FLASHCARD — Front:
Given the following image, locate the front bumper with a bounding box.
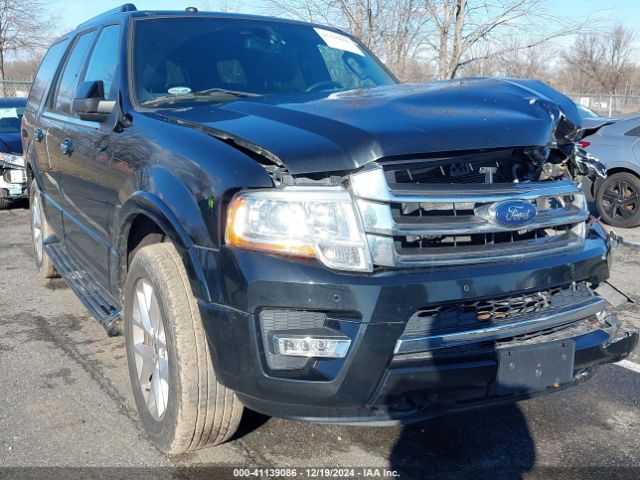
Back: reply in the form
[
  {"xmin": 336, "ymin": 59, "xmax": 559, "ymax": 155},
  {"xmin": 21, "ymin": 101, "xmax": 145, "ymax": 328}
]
[
  {"xmin": 0, "ymin": 167, "xmax": 27, "ymax": 201},
  {"xmin": 195, "ymin": 227, "xmax": 637, "ymax": 423}
]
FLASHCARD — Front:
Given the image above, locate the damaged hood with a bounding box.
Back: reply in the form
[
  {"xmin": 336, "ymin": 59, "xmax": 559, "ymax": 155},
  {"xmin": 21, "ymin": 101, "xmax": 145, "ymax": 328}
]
[{"xmin": 154, "ymin": 78, "xmax": 584, "ymax": 175}]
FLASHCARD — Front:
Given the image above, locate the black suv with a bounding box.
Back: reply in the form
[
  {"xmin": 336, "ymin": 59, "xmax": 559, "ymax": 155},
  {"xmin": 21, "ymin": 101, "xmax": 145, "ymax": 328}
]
[{"xmin": 23, "ymin": 4, "xmax": 637, "ymax": 454}]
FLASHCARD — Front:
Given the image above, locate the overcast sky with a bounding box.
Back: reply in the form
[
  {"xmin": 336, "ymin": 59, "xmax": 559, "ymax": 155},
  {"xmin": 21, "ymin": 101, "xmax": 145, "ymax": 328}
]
[{"xmin": 51, "ymin": 0, "xmax": 640, "ymax": 34}]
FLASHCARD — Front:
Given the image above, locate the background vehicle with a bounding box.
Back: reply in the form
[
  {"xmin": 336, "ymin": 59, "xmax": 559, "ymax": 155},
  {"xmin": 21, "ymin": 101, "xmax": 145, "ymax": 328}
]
[
  {"xmin": 580, "ymin": 116, "xmax": 640, "ymax": 227},
  {"xmin": 575, "ymin": 102, "xmax": 618, "ymax": 129},
  {"xmin": 22, "ymin": 4, "xmax": 637, "ymax": 454},
  {"xmin": 0, "ymin": 97, "xmax": 27, "ymax": 208}
]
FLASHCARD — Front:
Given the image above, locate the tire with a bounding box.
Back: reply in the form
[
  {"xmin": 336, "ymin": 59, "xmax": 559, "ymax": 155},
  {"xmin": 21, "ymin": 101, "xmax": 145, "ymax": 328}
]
[
  {"xmin": 596, "ymin": 172, "xmax": 640, "ymax": 228},
  {"xmin": 29, "ymin": 181, "xmax": 58, "ymax": 278},
  {"xmin": 124, "ymin": 242, "xmax": 243, "ymax": 454}
]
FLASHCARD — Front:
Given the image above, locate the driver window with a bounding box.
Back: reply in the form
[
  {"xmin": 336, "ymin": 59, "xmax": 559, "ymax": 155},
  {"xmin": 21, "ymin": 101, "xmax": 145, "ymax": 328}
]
[
  {"xmin": 49, "ymin": 30, "xmax": 97, "ymax": 116},
  {"xmin": 81, "ymin": 25, "xmax": 121, "ymax": 102}
]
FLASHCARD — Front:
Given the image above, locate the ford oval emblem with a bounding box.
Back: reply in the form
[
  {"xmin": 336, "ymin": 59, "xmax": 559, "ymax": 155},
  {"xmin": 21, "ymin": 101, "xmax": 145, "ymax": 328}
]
[{"xmin": 492, "ymin": 200, "xmax": 537, "ymax": 228}]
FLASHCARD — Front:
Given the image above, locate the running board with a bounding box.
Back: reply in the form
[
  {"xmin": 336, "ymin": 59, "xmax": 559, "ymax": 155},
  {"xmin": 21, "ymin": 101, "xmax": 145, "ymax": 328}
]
[{"xmin": 45, "ymin": 243, "xmax": 121, "ymax": 336}]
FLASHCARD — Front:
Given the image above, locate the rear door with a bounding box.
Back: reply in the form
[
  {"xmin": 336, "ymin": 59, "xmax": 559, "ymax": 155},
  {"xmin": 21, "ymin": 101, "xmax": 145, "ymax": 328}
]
[
  {"xmin": 23, "ymin": 39, "xmax": 70, "ymax": 233},
  {"xmin": 58, "ymin": 24, "xmax": 122, "ymax": 289},
  {"xmin": 40, "ymin": 30, "xmax": 107, "ymax": 279},
  {"xmin": 41, "ymin": 29, "xmax": 97, "ymax": 215}
]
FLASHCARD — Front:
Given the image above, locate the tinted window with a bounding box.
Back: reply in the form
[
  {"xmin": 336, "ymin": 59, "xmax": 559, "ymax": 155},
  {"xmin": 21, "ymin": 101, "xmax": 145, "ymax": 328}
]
[
  {"xmin": 132, "ymin": 17, "xmax": 395, "ymax": 105},
  {"xmin": 82, "ymin": 25, "xmax": 121, "ymax": 100},
  {"xmin": 27, "ymin": 40, "xmax": 69, "ymax": 110},
  {"xmin": 51, "ymin": 30, "xmax": 96, "ymax": 115}
]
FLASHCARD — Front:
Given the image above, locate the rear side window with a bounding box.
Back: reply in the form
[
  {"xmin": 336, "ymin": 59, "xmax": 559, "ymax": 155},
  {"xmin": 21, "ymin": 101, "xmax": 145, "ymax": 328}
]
[
  {"xmin": 625, "ymin": 125, "xmax": 640, "ymax": 137},
  {"xmin": 82, "ymin": 25, "xmax": 121, "ymax": 101},
  {"xmin": 27, "ymin": 40, "xmax": 69, "ymax": 111},
  {"xmin": 50, "ymin": 30, "xmax": 97, "ymax": 115}
]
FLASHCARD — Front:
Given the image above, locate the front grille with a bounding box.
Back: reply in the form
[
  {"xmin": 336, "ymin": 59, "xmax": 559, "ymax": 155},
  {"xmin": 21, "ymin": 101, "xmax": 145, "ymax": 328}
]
[
  {"xmin": 402, "ymin": 283, "xmax": 595, "ymax": 338},
  {"xmin": 350, "ymin": 160, "xmax": 588, "ymax": 268},
  {"xmin": 397, "ymin": 224, "xmax": 574, "ymax": 251}
]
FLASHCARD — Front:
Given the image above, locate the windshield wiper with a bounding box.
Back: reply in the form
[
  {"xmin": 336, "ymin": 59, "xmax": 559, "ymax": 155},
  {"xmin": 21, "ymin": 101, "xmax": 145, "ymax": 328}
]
[{"xmin": 140, "ymin": 88, "xmax": 260, "ymax": 107}]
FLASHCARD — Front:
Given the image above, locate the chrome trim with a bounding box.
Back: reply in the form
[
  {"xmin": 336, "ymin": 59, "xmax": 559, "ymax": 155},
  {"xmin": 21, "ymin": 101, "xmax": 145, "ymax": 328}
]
[
  {"xmin": 350, "ymin": 166, "xmax": 583, "ymax": 204},
  {"xmin": 357, "ymin": 198, "xmax": 587, "ymax": 236},
  {"xmin": 394, "ymin": 297, "xmax": 606, "ymax": 354},
  {"xmin": 41, "ymin": 111, "xmax": 101, "ymax": 129},
  {"xmin": 272, "ymin": 334, "xmax": 351, "ymax": 358},
  {"xmin": 367, "ymin": 228, "xmax": 585, "ymax": 267}
]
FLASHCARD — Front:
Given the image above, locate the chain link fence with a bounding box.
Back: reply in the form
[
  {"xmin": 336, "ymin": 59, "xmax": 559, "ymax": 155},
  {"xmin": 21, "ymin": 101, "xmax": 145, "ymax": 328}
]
[
  {"xmin": 566, "ymin": 93, "xmax": 640, "ymax": 118},
  {"xmin": 0, "ymin": 80, "xmax": 32, "ymax": 98}
]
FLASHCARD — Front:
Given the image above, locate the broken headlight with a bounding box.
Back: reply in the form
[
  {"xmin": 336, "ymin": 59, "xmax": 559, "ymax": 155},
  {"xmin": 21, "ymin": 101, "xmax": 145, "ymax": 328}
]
[{"xmin": 225, "ymin": 187, "xmax": 372, "ymax": 272}]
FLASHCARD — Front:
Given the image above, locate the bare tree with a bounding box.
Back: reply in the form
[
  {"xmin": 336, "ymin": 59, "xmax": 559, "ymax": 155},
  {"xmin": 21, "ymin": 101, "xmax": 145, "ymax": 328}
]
[
  {"xmin": 562, "ymin": 24, "xmax": 635, "ymax": 95},
  {"xmin": 196, "ymin": 0, "xmax": 240, "ymax": 12},
  {"xmin": 424, "ymin": 0, "xmax": 592, "ymax": 80},
  {"xmin": 263, "ymin": 0, "xmax": 430, "ymax": 81},
  {"xmin": 0, "ymin": 0, "xmax": 58, "ymax": 81}
]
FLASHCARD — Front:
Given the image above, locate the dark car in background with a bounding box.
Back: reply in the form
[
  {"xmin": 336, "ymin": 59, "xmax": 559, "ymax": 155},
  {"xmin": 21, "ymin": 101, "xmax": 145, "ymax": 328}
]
[
  {"xmin": 22, "ymin": 4, "xmax": 637, "ymax": 454},
  {"xmin": 580, "ymin": 116, "xmax": 640, "ymax": 228},
  {"xmin": 0, "ymin": 97, "xmax": 27, "ymax": 208}
]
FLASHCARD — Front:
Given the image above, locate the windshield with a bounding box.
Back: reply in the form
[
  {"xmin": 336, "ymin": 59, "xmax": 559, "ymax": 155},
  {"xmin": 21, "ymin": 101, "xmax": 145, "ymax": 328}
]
[
  {"xmin": 0, "ymin": 104, "xmax": 24, "ymax": 133},
  {"xmin": 132, "ymin": 17, "xmax": 396, "ymax": 106},
  {"xmin": 576, "ymin": 103, "xmax": 600, "ymax": 119}
]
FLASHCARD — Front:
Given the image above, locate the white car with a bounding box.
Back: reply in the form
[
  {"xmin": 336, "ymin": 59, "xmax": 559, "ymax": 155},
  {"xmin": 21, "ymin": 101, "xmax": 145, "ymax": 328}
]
[{"xmin": 0, "ymin": 98, "xmax": 27, "ymax": 209}]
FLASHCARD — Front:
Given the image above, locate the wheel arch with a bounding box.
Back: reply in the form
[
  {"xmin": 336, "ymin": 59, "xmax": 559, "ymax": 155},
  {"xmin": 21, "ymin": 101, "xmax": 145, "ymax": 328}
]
[
  {"xmin": 606, "ymin": 166, "xmax": 640, "ymax": 179},
  {"xmin": 593, "ymin": 166, "xmax": 640, "ymax": 195},
  {"xmin": 116, "ymin": 192, "xmax": 212, "ymax": 305}
]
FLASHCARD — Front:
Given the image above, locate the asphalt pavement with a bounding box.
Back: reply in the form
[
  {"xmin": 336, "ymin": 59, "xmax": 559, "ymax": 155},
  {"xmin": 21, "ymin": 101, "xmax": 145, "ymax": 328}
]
[{"xmin": 1, "ymin": 201, "xmax": 639, "ymax": 480}]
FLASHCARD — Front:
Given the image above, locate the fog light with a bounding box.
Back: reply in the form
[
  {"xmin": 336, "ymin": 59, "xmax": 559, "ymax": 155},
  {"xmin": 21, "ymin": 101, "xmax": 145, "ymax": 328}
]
[{"xmin": 272, "ymin": 333, "xmax": 351, "ymax": 358}]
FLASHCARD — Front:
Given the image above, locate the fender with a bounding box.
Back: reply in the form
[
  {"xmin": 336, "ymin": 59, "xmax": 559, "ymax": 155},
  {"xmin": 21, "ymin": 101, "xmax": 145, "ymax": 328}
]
[
  {"xmin": 116, "ymin": 191, "xmax": 212, "ymax": 303},
  {"xmin": 25, "ymin": 143, "xmax": 42, "ymax": 189}
]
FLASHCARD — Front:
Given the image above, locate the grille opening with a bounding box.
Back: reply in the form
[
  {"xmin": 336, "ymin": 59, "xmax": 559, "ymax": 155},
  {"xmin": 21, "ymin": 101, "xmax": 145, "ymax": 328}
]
[
  {"xmin": 384, "ymin": 149, "xmax": 534, "ymax": 186},
  {"xmin": 396, "ymin": 224, "xmax": 574, "ymax": 251},
  {"xmin": 402, "ymin": 282, "xmax": 594, "ymax": 338}
]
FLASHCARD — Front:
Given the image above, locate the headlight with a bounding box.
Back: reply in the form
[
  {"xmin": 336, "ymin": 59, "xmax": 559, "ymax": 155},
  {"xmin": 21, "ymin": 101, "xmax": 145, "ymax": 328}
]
[{"xmin": 225, "ymin": 187, "xmax": 372, "ymax": 272}]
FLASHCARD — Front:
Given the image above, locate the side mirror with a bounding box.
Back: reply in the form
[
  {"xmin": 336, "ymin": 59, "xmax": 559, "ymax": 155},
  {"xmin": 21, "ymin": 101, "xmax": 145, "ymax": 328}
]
[{"xmin": 73, "ymin": 81, "xmax": 116, "ymax": 122}]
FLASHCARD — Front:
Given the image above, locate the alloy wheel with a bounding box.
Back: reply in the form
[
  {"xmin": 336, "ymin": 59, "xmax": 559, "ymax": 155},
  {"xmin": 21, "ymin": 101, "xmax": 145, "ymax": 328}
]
[
  {"xmin": 31, "ymin": 194, "xmax": 43, "ymax": 264},
  {"xmin": 601, "ymin": 179, "xmax": 639, "ymax": 220},
  {"xmin": 131, "ymin": 278, "xmax": 170, "ymax": 420}
]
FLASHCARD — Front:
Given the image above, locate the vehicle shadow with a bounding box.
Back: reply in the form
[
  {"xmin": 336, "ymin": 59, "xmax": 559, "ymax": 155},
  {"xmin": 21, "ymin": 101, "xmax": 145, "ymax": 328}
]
[
  {"xmin": 389, "ymin": 403, "xmax": 535, "ymax": 480},
  {"xmin": 233, "ymin": 409, "xmax": 271, "ymax": 440},
  {"xmin": 4, "ymin": 198, "xmax": 29, "ymax": 209}
]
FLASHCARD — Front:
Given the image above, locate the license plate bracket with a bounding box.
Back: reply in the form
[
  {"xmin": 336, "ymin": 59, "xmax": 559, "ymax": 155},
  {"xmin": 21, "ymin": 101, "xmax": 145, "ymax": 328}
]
[{"xmin": 496, "ymin": 339, "xmax": 575, "ymax": 395}]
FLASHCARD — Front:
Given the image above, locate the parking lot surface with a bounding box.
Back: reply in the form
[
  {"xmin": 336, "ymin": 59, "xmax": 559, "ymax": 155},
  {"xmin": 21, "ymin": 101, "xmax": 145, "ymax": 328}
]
[{"xmin": 1, "ymin": 202, "xmax": 640, "ymax": 479}]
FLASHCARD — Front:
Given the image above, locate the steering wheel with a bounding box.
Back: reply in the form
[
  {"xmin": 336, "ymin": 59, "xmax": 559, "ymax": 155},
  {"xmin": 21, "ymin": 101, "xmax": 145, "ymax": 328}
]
[{"xmin": 305, "ymin": 80, "xmax": 343, "ymax": 93}]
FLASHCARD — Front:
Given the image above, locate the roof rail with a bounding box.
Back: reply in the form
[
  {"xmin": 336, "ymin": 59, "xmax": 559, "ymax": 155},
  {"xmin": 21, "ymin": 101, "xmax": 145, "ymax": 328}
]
[{"xmin": 76, "ymin": 3, "xmax": 137, "ymax": 29}]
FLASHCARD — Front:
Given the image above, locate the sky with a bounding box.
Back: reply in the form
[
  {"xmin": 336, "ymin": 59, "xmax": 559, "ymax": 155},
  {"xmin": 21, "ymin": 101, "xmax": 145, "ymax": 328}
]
[
  {"xmin": 48, "ymin": 0, "xmax": 640, "ymax": 34},
  {"xmin": 52, "ymin": 0, "xmax": 264, "ymax": 30}
]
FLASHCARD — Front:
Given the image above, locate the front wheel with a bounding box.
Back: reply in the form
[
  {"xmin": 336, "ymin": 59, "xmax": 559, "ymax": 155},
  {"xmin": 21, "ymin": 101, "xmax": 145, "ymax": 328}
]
[
  {"xmin": 596, "ymin": 172, "xmax": 640, "ymax": 228},
  {"xmin": 124, "ymin": 242, "xmax": 243, "ymax": 454}
]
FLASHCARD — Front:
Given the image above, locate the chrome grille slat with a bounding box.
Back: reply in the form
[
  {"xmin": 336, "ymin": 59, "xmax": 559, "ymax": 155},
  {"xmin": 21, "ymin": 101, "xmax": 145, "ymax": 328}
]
[{"xmin": 351, "ymin": 165, "xmax": 588, "ymax": 267}]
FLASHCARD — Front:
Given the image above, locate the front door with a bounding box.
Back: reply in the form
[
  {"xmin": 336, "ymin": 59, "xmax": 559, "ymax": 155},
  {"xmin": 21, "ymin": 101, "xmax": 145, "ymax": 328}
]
[{"xmin": 56, "ymin": 25, "xmax": 122, "ymax": 289}]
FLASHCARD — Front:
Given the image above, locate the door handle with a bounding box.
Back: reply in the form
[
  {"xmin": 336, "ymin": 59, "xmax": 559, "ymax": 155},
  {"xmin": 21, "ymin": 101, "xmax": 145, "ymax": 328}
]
[
  {"xmin": 60, "ymin": 138, "xmax": 74, "ymax": 155},
  {"xmin": 34, "ymin": 128, "xmax": 44, "ymax": 142}
]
